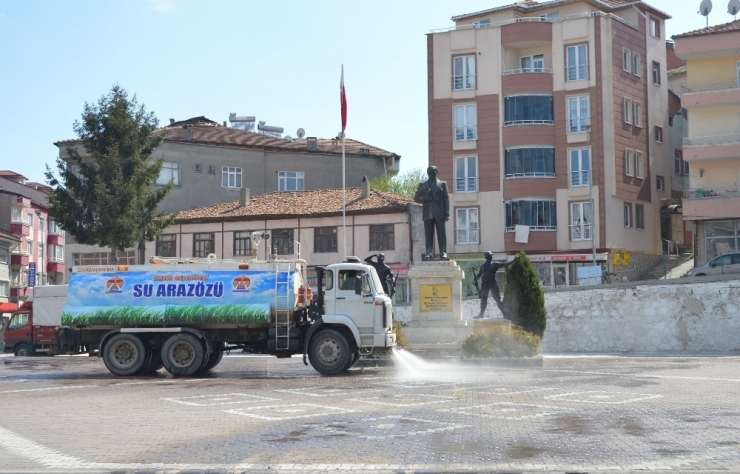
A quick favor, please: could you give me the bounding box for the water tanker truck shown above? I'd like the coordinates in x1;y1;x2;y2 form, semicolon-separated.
7;237;396;376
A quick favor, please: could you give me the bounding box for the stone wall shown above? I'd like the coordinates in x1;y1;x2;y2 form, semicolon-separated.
394;275;740;353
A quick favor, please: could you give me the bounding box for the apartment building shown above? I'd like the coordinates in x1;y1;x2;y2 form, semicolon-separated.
55;116;401;276
673;20;740;266
428;0;671;287
143;183;423;306
0;228;20;307
0;172;66;303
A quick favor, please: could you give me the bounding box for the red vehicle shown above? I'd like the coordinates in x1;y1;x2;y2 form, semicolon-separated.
3;285;66;356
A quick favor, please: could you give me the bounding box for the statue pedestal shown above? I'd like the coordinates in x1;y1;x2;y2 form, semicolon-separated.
402;260;473;352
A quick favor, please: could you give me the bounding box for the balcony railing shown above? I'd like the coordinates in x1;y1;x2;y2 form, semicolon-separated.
504;119;554;126
453;74;476;91
431;11;638;33
681;79;740;93
683;133;740;147
454;125;477;141
456;229;480;245
456;177;478;193
684;188;740;199
570;224;593;241
502;68;553;76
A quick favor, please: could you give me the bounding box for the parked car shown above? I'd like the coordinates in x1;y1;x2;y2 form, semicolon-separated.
687;252;740;277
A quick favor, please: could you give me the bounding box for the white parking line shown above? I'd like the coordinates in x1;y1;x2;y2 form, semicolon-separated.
224;403;356;421
0;385;94;395
544;390;663;404
162;393;279;406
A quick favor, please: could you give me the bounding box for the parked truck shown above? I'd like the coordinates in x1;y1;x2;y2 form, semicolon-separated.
3;285;65;357
4;235;396;376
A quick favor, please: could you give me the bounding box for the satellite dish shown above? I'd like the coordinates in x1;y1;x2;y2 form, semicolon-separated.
729;0;740;16
296;128;305;138
700;0;713;15
283;136;292;141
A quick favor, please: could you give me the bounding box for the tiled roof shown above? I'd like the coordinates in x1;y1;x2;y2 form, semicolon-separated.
672;19;740;39
0;170;28;180
0;228;21;242
452;0;668;21
56;116;400;159
666;44;687;71
174;187;418;223
668;89;682;118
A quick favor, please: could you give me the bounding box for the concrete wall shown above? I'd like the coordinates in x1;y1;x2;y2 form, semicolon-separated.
394;274;740;353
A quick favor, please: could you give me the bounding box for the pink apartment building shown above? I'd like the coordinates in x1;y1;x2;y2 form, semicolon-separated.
427;0;671;287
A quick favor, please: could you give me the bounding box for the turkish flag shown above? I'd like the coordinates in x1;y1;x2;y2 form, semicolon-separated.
340;67;347;134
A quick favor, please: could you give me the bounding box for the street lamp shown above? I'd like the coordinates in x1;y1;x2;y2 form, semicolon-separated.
586;124;596;270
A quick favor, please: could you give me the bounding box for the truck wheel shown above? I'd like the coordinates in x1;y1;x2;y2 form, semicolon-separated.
14;343;35;357
103;334;147;376
139;349;164;374
308;329;351;376
346;350;361;370
161;333;206;376
196;350;224;374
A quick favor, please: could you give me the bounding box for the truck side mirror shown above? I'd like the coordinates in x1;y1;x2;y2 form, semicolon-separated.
354;277;362;295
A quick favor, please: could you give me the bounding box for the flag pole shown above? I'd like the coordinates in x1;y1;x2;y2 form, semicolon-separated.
340;65;348;257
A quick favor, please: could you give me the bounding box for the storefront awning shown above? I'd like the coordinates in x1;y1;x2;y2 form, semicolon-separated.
0;302;18;313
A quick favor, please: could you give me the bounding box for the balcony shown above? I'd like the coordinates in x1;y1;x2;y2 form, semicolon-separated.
681;80;740;108
47;233;65;246
502;69;553;95
683;134;740;161
11;254;29;267
682;189;740;220
9;222;30;237
46;261;65;274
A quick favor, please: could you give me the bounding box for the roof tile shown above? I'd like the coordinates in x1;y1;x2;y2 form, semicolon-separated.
673;19;740;38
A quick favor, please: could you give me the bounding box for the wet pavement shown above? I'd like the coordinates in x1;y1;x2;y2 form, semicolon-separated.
0;352;739;473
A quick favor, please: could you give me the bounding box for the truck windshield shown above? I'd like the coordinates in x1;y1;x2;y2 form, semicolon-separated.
8;313;29;331
368;269;384;295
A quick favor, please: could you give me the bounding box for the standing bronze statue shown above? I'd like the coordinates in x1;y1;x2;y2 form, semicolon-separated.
474;251;518;319
414;166;449;260
364;253;393;295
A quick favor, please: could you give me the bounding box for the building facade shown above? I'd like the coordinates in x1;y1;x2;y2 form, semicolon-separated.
143;183;423;306
673;20;740;266
55;116;401;278
0;172;66;303
427;0;671;287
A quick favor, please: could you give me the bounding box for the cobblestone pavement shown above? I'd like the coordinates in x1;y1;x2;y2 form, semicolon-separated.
0;352;739;473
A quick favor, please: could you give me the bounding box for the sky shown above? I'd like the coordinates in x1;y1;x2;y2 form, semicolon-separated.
0;0;732;185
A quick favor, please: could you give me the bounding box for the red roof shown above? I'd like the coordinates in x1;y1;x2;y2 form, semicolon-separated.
452;0;669;21
673;19;740;39
174;187;418;223
0;228;21;242
0;170;28;181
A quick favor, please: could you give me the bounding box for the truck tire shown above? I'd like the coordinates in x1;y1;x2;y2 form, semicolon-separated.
346;350;361;370
139;349;164;374
103;334;147;376
14;343;35;357
196;350;224;374
161;333;206;376
308;329;351;376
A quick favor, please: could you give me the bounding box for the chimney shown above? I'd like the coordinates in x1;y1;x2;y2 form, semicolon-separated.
306;137;317;152
240;188;250;206
169;118;175;125
182;125;192;140
361;176;371;198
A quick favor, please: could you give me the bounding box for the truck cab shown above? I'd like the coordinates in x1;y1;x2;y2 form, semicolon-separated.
3;285;66;356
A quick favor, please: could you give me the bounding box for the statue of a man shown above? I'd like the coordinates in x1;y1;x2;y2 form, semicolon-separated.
474;252;518;319
414;166;449;260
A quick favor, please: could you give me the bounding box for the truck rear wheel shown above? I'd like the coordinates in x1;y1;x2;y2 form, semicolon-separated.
139;349;164;374
103;334;147;376
14;343;35;357
308;329;351;376
161;333;206;376
196;350;224;374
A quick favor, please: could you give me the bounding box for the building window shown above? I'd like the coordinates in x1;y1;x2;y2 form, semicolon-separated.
471;19;491;28
650;17;660;38
38;242;44;259
625;149;635;177
453;55;476;90
570;202;592;241
0;247;8;264
233;231;253;257
48;244;64;262
569;148;590;187
369;224;394;251
674;150;682;175
272;229;294;255
737;61;740;87
539;11;558;21
455;156;478;192
505;199;557;231
521;53;545;72
624;97;633;124
48;220;65;236
278;171;305;191
157;162;181;186
193;233;215;258
624;203;632;228
455;208;479;244
156;234;177;257
633;53;641;77
454;104;477;140
222;167;242;188
26;212;33;226
39;217;45;236
26;239;33;256
657;175;665;192
567;95;589;133
504;95;554;125
635;204;645;229
11;208;22;223
314;227;338;253
683;160;690;176
0;281;8;297
566;44;588;81
73;251;136;266
652;61;661;85
636;152;644;179
505;147;555;177
655;126;663;143
634;102;643;128
392;278;410;305
623;49;631;73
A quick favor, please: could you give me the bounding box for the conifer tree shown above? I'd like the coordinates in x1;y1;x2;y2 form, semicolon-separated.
45;86;175;262
502;252;547;337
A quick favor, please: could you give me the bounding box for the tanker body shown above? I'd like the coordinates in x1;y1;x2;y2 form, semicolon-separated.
54;254;395;376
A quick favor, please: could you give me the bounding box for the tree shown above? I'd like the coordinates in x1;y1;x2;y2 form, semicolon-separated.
45;85;175;262
370;167;427;199
501;252;547;337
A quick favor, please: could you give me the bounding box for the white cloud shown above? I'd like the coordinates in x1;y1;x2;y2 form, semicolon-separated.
148;0;174;11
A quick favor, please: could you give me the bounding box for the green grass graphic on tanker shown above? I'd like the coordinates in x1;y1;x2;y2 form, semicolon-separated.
61;304;270;326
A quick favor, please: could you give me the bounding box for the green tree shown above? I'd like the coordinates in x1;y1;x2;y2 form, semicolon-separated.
502;252;547;337
370;167;427;199
45;85;175;262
